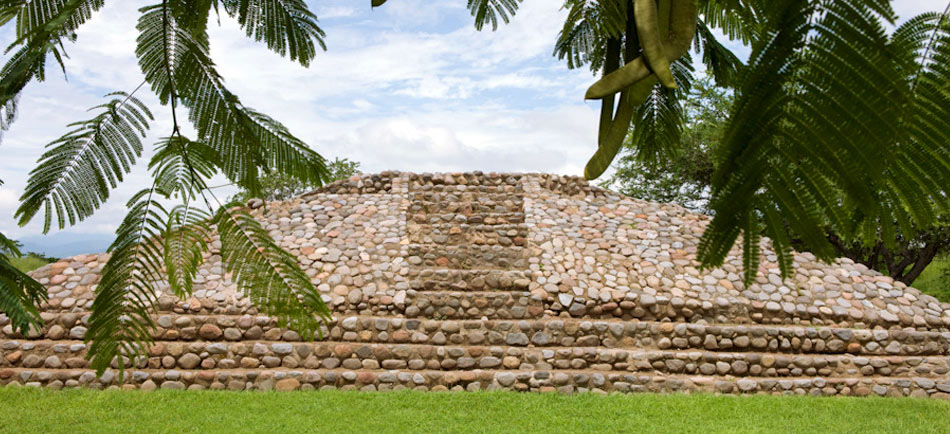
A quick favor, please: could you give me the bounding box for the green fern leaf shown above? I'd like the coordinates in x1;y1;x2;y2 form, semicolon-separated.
0;231;47;334
164;204;212;297
220;0;326;66
468;0;522;31
15;92;153;232
86;189;170;375
0;0;106;122
215;206;331;338
136;4;328;197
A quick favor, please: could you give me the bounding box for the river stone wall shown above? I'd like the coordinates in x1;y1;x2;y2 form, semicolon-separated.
2;172;949;398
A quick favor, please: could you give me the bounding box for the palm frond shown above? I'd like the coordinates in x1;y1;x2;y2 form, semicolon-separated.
468;0;521;31
15;92;153;232
220;0;326;66
215;206;331;337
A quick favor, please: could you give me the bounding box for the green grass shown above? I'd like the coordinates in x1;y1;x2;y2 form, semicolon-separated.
0;388;947;433
915;257;949;302
8;255;50;273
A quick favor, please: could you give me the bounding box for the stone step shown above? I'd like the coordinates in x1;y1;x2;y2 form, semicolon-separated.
411;212;525;225
407;269;532;291
8;314;949;356
407;223;527;246
538;290;947;331
408;200;523;215
395;291;543;319
1;367;946;397
408;172;524;187
4;340;948;379
410;184;523;194
408;245;527;269
407;191;523;203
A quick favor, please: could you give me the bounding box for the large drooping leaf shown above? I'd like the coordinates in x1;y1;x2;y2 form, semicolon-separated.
86;188;170;374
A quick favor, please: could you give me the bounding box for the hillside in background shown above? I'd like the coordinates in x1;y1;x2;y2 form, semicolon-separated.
18;232;114;258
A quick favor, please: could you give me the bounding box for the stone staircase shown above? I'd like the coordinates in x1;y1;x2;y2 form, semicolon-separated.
402;173;540;321
1;172;949;397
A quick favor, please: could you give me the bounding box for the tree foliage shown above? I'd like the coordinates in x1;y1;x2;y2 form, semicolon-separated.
1;0;949;374
610;76;950;287
554;0;950;285
0;0;530;375
232;157;362;203
607;76;728;213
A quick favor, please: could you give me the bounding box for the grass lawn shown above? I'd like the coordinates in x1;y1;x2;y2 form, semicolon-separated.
915;256;949;302
0;388;947;433
9;255;50;273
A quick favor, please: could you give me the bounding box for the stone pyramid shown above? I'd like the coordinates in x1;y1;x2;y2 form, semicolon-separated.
2;172;949;397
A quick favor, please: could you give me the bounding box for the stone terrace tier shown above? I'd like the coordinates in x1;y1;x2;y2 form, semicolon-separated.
3;172;949;398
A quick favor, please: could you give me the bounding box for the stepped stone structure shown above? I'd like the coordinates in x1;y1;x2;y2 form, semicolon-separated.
2;172;950;397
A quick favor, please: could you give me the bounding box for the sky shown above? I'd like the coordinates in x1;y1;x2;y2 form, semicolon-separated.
0;0;946;253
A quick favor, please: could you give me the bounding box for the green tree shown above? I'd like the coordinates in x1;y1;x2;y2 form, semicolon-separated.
232;157;361;203
609;78;950;287
1;0;949;374
0;0;528;374
556;0;950;284
606;76;728;213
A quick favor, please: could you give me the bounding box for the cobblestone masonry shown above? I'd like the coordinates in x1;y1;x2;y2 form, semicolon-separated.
2;172;949;397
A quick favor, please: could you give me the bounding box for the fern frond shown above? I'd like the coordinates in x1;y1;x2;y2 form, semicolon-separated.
554;0;630;72
149;136;219;200
215;206;331;337
701;0;950;283
0;2;24;27
627;56;693;165
467;0;521;31
136;3;328;197
13;0;103;39
697;0;758;43
0;0;105;116
740;207;761;284
695;20;744;87
164;204;211;297
220;0;326;66
0;231;47;333
86;188;170;375
698;0;812;273
15;92;153;232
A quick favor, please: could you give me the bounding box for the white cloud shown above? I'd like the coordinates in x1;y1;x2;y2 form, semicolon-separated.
0;0;945;243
